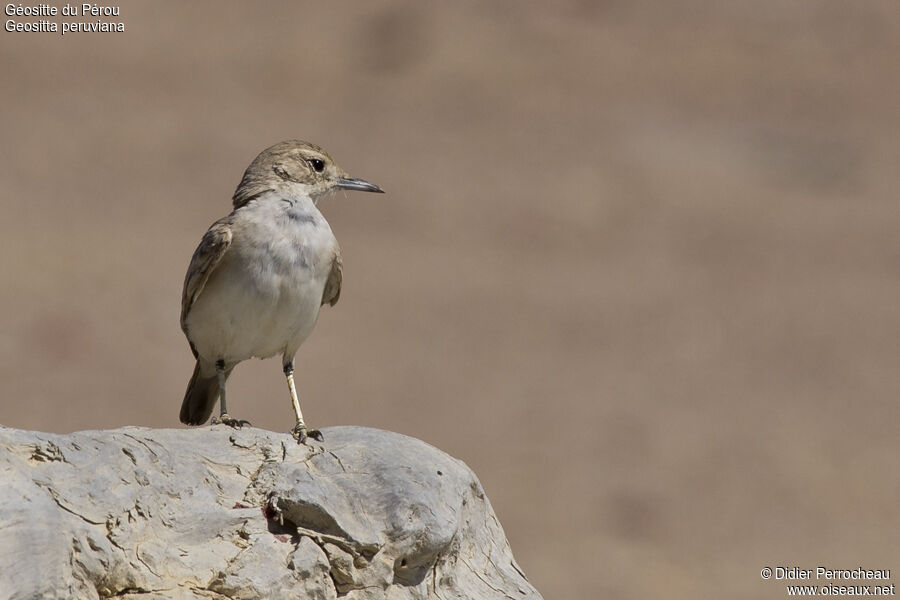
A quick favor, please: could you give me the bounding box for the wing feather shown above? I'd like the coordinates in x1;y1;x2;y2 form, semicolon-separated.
180;218;233;334
322;251;343;307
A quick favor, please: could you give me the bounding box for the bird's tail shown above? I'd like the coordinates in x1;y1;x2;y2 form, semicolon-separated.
180;361;230;425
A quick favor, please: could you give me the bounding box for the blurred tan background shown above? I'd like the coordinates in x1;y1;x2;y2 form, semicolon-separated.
2;1;899;597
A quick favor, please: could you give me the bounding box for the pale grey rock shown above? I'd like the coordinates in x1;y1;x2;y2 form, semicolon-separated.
0;425;541;600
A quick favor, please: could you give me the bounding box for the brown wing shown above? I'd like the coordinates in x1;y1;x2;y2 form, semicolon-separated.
322;251;343;307
180;217;233;334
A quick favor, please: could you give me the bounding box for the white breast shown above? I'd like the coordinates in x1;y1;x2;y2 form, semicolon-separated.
185;194;338;364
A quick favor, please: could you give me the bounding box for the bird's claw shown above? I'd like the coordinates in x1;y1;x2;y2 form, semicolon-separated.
212;414;252;428
291;424;324;444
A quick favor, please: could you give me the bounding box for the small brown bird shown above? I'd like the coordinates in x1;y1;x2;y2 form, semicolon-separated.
179;141;383;441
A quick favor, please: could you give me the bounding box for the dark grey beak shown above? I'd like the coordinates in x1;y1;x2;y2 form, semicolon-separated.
336;177;384;193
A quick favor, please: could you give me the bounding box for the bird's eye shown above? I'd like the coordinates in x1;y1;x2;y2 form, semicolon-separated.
309;159;325;173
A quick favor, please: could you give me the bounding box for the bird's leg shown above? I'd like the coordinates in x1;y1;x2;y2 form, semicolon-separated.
211;359;250;428
284;361;323;443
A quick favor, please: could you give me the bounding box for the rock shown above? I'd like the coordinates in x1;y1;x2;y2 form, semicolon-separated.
0;425;541;600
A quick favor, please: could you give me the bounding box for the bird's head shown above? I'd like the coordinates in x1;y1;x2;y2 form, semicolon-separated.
233;140;384;208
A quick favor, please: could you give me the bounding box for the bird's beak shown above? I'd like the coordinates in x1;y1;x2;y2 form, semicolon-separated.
336;177;385;193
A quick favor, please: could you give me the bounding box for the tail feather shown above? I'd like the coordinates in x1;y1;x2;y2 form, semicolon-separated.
180;361;227;425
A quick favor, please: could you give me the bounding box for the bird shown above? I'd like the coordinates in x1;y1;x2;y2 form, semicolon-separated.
179;140;384;442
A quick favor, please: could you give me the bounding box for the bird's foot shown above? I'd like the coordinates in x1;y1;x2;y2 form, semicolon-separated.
212;414;252;428
291;423;324;444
